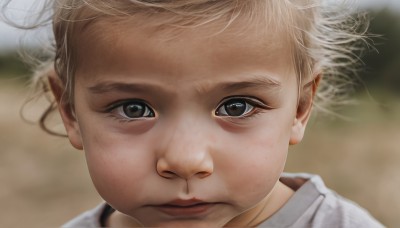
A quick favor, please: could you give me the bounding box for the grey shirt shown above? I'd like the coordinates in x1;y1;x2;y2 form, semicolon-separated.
258;173;384;228
63;173;384;228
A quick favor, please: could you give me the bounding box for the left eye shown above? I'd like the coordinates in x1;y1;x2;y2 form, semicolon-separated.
215;98;255;117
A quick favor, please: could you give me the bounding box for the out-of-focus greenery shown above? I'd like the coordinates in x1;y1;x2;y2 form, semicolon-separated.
0;52;30;78
359;9;400;98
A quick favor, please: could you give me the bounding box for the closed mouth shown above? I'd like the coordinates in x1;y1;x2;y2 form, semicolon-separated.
153;199;219;217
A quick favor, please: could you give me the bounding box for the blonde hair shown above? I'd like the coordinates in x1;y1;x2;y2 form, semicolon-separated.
3;0;368;135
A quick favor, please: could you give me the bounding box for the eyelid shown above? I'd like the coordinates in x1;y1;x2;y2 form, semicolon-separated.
213;96;275;121
104;99;156;120
105;99;151;112
216;96;273;110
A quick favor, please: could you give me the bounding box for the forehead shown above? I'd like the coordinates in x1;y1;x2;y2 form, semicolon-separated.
74;12;294;77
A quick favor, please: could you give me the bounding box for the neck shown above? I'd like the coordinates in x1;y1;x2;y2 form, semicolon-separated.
224;180;295;227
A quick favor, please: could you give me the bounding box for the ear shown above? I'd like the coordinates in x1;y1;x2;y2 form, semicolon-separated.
48;71;83;150
289;75;321;145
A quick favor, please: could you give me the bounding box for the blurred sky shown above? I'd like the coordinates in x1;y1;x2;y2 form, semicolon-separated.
0;0;400;51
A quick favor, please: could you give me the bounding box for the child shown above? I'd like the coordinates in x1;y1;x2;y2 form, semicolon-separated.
6;0;384;227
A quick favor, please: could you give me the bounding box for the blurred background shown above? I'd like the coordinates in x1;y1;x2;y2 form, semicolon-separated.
0;0;399;227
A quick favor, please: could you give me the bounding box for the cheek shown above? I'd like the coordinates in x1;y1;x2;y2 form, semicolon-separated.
79;121;156;206
215;123;291;207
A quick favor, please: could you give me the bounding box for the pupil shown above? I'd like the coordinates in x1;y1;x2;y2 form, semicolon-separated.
123;103;145;118
225;100;246;116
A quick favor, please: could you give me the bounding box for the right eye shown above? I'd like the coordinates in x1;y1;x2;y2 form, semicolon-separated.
110;100;155;120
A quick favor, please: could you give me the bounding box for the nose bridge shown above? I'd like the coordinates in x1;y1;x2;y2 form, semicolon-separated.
156;115;214;179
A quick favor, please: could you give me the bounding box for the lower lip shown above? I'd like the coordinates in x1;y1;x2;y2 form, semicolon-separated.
155;203;217;217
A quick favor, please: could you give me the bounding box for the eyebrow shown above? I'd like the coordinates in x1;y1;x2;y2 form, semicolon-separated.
88;75;281;95
88;82;158;94
219;75;281;92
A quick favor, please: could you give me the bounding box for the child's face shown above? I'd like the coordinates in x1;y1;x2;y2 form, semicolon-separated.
58;17;312;227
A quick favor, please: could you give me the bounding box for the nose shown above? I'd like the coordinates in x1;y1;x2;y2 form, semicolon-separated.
156;125;214;180
157;151;214;179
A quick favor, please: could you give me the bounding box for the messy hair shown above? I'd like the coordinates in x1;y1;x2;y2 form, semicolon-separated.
2;0;367;135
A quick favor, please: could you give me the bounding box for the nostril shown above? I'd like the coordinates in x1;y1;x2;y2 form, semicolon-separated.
160;170;177;179
157;159;176;178
197;171;212;178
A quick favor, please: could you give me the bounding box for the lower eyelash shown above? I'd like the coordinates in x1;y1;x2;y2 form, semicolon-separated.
106;114;139;123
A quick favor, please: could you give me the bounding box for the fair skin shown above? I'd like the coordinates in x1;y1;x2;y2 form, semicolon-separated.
50;15;318;227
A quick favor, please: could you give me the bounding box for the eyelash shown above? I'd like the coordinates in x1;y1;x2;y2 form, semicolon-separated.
215;96;273;119
105;96;272;122
105;99;155;122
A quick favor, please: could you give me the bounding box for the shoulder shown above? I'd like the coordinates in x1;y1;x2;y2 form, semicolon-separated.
316;190;384;228
62;203;107;228
259;173;385;228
